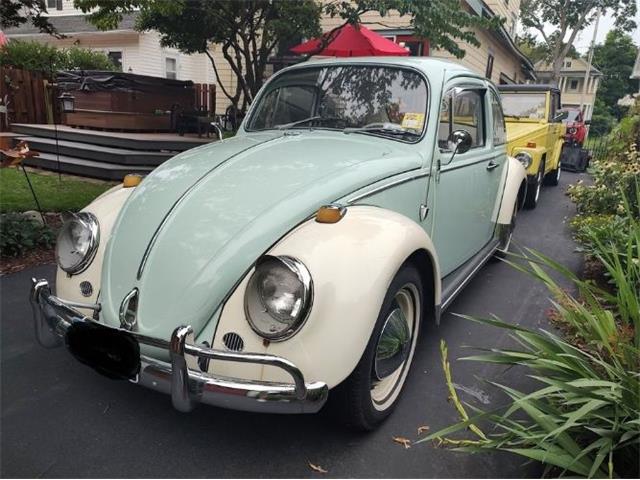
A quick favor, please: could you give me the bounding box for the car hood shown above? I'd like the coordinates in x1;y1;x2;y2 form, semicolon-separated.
505;122;548;148
100;131;422;341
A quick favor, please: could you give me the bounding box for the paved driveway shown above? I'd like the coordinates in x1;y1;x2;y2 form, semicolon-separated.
1;172;586;478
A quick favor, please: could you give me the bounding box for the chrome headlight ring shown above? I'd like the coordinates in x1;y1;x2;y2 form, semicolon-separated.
55;212;100;275
244;255;313;341
514;151;533;169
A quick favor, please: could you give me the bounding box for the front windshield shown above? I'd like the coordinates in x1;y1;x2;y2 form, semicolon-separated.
501;93;547;120
246;65;428;141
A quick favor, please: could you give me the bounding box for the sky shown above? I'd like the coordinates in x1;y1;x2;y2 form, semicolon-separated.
530;6;640;54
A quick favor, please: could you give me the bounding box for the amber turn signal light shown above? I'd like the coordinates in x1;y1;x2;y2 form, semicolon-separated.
526;142;536;148
123;174;143;188
316;204;346;224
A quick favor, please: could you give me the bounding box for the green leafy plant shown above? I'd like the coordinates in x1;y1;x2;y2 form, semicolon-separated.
419;248;639;477
0;40;117;73
0;213;56;258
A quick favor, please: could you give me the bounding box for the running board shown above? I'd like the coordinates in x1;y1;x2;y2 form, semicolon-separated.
440;239;499;312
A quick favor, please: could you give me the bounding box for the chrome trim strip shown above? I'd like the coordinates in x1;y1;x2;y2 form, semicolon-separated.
346;171;430;204
29;278;328;414
441;239;499;311
136;136;284;280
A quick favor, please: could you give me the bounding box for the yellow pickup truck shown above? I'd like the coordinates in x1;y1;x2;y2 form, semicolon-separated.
498;85;566;209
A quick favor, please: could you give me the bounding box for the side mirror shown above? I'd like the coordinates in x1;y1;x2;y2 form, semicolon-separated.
553;112;568;122
447;130;473;155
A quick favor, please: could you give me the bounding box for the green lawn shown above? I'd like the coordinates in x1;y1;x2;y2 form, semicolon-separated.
0;168;115;213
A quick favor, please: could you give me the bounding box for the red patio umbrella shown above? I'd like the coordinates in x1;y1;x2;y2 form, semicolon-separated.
291;23;409;57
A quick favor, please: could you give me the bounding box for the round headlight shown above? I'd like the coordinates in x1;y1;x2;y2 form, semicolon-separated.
514;151;533;169
55;212;99;274
244;255;313;341
568;127;577;134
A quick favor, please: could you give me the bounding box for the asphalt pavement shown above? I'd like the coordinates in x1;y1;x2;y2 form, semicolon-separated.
1;171;588;478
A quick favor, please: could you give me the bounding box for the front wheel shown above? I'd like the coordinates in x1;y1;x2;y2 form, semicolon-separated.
523;161;544;209
330;263;423;430
544;162;561;186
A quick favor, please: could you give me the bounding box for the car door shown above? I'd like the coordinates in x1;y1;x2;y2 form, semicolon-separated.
430;80;503;276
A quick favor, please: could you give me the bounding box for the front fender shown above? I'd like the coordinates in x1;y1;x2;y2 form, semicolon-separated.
208;206;441;388
55;185;133;312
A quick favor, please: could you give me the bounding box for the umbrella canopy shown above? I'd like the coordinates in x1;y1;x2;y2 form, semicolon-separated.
291;23;409;57
0;31;8;47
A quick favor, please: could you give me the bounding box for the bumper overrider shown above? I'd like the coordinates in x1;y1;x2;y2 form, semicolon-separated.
30;278;328;414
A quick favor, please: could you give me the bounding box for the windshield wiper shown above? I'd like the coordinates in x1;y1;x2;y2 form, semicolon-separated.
343;122;420;138
277;115;345;130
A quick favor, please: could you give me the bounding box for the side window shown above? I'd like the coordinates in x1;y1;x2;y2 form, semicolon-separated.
490;91;506;145
438;89;486;151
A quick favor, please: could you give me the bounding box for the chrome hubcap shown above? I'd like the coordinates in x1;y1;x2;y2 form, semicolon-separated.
534;172;542;202
370;284;418;408
374;307;411;380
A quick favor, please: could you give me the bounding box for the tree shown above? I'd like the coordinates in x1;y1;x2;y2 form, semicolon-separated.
516;31;579;64
520;0;637;84
592;29;638;120
75;0;502;112
1;0;59;37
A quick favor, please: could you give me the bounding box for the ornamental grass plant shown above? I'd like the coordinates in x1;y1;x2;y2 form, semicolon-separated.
420;241;639;477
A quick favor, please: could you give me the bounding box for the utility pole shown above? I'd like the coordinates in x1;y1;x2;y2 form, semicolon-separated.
580;8;602;119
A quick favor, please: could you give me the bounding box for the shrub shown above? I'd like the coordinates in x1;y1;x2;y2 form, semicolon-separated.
421;248;639;478
0;213;56;258
0;40;117;74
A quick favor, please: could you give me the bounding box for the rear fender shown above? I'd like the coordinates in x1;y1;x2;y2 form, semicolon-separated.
498;156;527;224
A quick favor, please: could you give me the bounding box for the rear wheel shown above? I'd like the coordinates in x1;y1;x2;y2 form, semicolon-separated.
331;263;423;430
495;198;518;258
523;161;544;209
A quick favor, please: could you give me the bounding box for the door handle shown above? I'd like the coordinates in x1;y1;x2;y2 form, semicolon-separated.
486;160;499;171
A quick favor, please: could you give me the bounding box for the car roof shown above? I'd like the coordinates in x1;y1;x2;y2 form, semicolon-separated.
497;84;560;94
283;56;478;82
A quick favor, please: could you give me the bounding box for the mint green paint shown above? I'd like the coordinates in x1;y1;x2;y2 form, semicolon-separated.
99;57;507;346
101;130;422;340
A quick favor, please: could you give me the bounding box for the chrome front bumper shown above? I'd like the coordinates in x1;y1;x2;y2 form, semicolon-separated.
30;278;328;414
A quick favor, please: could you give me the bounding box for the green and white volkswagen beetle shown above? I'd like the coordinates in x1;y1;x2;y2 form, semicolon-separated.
31;57;526;430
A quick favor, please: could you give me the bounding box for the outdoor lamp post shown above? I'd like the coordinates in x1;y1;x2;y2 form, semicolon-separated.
58;92;75;114
54;92;75;180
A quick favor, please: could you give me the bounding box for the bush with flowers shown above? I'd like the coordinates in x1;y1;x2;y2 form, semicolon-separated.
567;99;640;276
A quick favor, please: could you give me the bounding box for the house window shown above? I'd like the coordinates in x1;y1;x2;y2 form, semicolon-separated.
396;36;428;57
485;54;494;79
107;51;123;71
165;57;177;80
47;0;63;10
564;60;572;68
569;79;579;90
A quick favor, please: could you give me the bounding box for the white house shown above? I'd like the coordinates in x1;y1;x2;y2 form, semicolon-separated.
4;0;536;115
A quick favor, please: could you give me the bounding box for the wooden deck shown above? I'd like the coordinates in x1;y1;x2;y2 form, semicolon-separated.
10;123;217;180
11;124;214;151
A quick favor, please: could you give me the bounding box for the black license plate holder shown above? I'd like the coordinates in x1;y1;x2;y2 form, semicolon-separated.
65;322;141;380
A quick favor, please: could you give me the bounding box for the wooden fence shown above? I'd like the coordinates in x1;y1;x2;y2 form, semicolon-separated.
0;67;51;131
